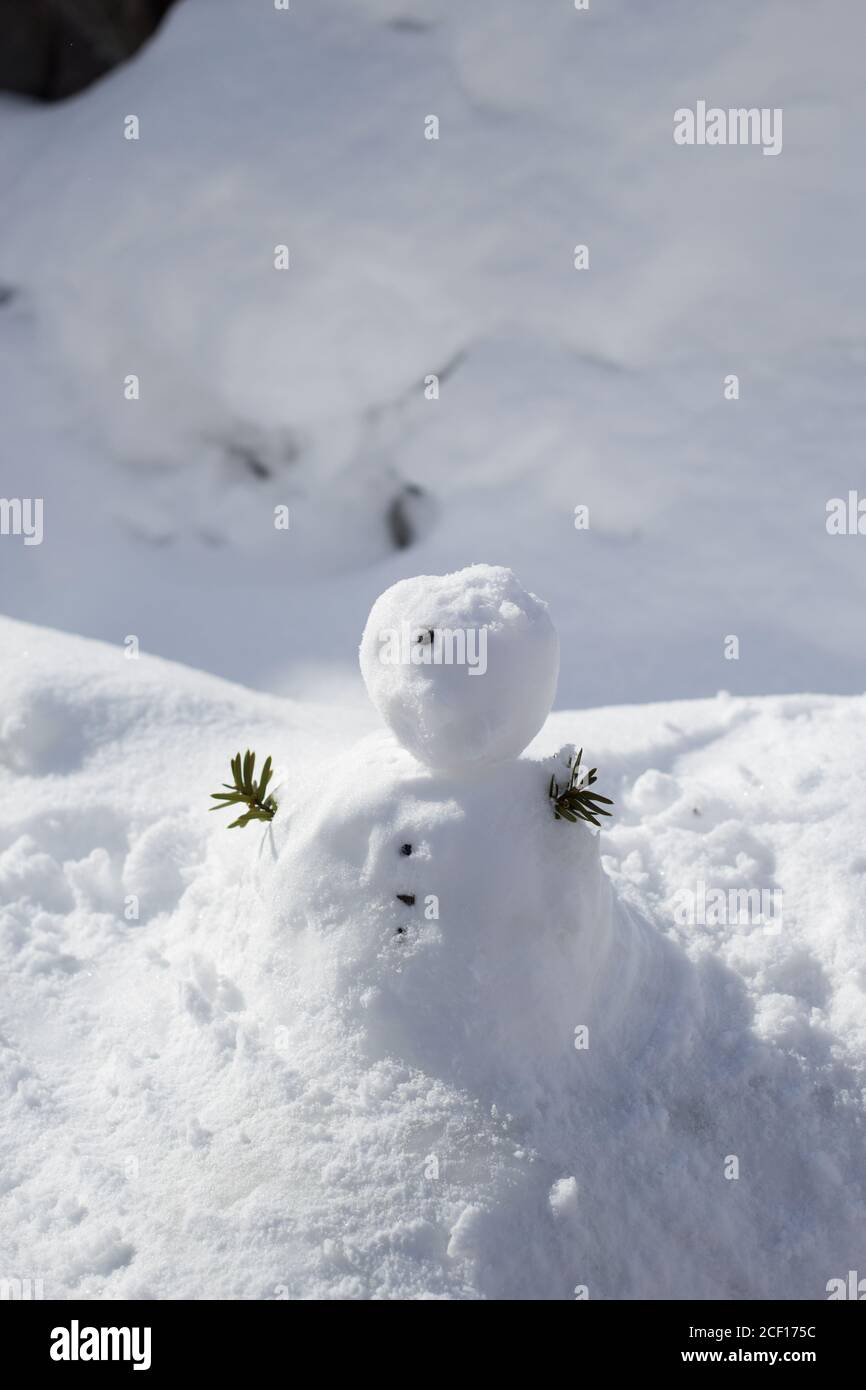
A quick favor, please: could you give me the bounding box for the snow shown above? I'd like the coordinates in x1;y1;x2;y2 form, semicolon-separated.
1;0;866;705
359;565;559;768
1;0;865;1302
1;613;864;1299
253;726;622;1100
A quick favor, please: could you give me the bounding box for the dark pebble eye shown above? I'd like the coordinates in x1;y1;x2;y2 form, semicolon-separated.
400;843;412;856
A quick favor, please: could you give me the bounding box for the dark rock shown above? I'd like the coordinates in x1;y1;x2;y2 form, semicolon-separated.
0;0;181;103
386;482;429;550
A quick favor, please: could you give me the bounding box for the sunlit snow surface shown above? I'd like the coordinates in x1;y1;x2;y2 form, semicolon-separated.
1;617;863;1299
1;0;865;704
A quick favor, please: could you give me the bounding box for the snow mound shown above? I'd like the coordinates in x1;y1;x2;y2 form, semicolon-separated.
1;615;865;1299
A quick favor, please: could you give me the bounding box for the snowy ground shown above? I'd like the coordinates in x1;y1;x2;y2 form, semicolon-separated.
2;615;864;1299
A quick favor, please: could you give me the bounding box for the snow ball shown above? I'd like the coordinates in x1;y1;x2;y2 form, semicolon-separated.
549;1175;580;1220
446;1203;486;1261
627;769;681;815
359;565;559;770
122;817;200;917
0;836;72;914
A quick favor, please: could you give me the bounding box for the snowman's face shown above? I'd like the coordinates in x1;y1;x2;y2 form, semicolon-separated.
359;565;559;771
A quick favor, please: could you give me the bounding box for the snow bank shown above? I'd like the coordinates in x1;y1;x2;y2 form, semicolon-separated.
1;614;864;1299
2;0;866;703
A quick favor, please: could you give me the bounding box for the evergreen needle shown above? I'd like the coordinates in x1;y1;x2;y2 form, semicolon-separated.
549;747;614;829
209;749;278;828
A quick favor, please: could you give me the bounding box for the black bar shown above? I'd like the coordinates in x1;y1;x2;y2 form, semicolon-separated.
5;1298;862;1374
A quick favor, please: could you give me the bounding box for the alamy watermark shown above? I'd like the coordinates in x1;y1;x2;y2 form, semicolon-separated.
50;1322;151;1370
672;881;782;935
0;1275;44;1300
827;1270;866;1300
674;102;782;157
0;497;43;545
378;624;487;675
826;492;866;534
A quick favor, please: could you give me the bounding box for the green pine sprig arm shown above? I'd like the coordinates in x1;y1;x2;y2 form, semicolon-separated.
209;750;278;828
549;747;613;827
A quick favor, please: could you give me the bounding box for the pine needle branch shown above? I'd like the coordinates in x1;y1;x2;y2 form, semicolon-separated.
209;749;278;829
549;747;613;828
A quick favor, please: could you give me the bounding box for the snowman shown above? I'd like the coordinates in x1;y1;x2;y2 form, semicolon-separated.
258;565;644;1099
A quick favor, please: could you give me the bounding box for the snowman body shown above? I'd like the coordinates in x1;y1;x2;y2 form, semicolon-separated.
263;728;632;1092
257;567;641;1096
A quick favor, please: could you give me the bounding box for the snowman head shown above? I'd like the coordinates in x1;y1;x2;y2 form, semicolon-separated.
359;564;559;771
